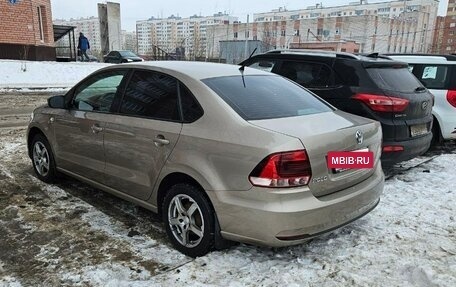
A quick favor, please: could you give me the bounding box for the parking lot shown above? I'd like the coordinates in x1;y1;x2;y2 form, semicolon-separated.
0;93;455;286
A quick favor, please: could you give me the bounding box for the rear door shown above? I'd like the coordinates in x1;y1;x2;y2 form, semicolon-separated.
103;69;182;200
365;65;433;141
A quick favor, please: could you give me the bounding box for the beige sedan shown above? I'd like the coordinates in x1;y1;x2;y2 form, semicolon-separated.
27;61;384;257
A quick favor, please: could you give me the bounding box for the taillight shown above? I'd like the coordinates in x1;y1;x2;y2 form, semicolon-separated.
382;145;404;152
249;150;312;188
447;90;456;108
353;93;409;112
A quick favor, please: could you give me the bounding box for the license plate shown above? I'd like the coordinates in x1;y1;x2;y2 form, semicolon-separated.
327;148;374;172
410;124;428;137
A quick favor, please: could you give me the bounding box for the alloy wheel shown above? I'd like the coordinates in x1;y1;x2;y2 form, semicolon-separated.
33;141;50;177
167;194;205;248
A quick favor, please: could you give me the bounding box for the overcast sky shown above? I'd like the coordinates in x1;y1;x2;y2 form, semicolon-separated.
51;0;449;32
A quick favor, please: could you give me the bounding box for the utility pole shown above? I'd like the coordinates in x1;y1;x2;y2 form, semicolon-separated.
244;14;249;59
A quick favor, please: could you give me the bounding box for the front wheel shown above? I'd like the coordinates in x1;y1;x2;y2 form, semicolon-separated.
31;134;57;183
163;184;215;257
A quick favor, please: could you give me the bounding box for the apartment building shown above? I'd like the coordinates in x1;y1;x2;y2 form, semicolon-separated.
0;0;55;60
432;0;456;53
122;30;137;52
136;12;238;58
54;17;102;53
208;0;438;58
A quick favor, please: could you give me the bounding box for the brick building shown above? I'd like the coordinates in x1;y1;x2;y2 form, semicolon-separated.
0;0;55;61
432;0;456;53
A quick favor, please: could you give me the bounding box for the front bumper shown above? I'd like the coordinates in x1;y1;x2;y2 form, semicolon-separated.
208;165;384;247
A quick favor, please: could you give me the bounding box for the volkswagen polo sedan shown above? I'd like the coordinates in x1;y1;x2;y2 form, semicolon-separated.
27;62;384;257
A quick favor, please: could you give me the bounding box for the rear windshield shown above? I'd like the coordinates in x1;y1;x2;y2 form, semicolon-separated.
202;75;333;120
367;67;424;93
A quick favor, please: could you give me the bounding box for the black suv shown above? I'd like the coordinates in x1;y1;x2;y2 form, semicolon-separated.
240;50;433;165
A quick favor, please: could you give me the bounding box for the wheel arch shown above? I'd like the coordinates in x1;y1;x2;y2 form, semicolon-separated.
156;172;212;216
27;127;47;158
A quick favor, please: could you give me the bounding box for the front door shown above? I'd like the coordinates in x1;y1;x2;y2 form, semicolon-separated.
53;70;128;183
104;70;182;200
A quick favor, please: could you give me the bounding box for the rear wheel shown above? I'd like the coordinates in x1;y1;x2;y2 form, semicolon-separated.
163;184;215;257
31;134;57;183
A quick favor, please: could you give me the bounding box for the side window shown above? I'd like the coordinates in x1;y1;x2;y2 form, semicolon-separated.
179;84;204;122
72;70;126;112
247;59;278;72
417;65;448;89
120;70;180;121
278;61;332;88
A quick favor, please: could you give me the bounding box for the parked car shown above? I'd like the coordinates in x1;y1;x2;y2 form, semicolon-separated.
103;50;144;63
27;62;384;257
240;50;434;165
386;54;456;144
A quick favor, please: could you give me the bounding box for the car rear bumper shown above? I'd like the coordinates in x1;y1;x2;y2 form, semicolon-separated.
381;132;432;165
208;164;384;247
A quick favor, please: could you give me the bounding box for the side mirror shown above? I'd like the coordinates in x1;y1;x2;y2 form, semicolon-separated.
48;95;66;109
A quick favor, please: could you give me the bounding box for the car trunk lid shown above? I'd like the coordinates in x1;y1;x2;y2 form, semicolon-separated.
249;110;382;197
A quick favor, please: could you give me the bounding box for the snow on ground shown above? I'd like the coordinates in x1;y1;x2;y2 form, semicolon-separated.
0;124;455;286
0;60;110;90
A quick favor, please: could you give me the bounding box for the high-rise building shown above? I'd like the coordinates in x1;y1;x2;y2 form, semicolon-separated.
54;17;102;53
136;12;238;59
122;30;137;52
208;0;439;60
432;0;456;53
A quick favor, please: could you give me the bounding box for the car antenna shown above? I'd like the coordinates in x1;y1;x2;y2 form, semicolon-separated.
239;47;257;72
239;48;257;87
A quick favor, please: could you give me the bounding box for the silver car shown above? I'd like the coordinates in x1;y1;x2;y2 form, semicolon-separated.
27;61;384;257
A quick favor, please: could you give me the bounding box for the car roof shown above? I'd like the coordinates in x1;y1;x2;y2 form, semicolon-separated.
102;61;270;80
386;55;456;65
259;49;401;64
385;53;456;61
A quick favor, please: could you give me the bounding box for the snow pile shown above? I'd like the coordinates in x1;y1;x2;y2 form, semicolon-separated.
0;60;110;90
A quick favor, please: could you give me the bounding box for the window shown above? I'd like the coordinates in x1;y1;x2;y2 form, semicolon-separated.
367;67;423;93
72;70;127;112
234;32;238;38
415;65;449;89
278;61;333;88
202;75;332;120
37;6;45;41
180;84;204;122
120;71;179;121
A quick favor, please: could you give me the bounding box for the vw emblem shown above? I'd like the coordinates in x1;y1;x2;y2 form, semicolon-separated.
421;101;428;111
355;130;364;145
8;0;19;4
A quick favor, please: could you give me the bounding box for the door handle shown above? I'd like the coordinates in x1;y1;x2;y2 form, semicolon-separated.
91;124;104;134
154;135;170;146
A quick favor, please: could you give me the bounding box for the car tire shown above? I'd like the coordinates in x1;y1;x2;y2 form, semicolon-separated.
163;183;215;257
31;133;57;183
431;117;443;146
